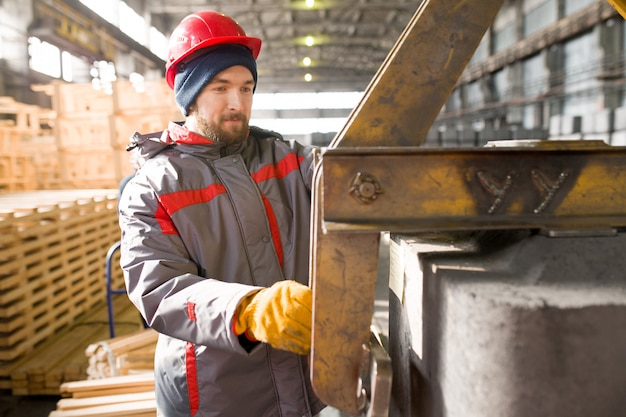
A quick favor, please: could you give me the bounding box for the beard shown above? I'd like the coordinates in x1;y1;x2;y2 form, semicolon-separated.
192;111;250;146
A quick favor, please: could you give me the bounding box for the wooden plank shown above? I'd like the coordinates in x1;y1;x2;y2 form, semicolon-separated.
56;391;155;410
70;385;154;399
0;190;116;210
60;373;154;396
48;399;156;417
85;329;157;379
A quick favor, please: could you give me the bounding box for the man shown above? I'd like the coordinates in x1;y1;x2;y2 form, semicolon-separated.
118;11;325;417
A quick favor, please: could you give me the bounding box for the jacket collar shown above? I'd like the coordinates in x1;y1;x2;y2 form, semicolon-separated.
167;121;215;145
128;121;256;163
166;121;250;157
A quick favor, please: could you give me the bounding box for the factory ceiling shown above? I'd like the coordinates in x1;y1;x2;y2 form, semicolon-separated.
144;0;422;93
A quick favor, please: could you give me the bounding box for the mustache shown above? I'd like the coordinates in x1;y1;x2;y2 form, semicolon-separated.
221;113;247;122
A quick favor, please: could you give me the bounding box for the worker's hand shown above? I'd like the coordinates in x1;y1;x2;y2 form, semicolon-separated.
234;280;312;355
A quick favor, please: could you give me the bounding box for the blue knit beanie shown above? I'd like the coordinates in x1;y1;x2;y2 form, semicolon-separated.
174;45;258;116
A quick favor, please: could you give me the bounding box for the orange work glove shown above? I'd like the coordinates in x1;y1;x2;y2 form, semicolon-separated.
234;280;312;355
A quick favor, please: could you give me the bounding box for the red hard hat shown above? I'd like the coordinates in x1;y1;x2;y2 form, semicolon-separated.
165;11;262;89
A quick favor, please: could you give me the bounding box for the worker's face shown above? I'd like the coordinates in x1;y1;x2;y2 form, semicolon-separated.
187;65;255;145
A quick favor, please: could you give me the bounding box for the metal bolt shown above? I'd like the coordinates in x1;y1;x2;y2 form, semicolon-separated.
359;182;376;199
350;172;383;204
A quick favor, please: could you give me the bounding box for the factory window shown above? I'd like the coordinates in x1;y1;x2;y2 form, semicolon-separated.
564;0;597;15
466;81;485;109
522;54;548;129
524;0;557;37
444;88;461;113
80;0;119;25
91;60;117;94
493;24;516;53
492;4;517;53
28;37;86;82
61;51;92;83
150;27;168;61
563;31;599;115
119;2;147;46
80;0;166;61
129;72;145;93
470;31;490;66
28;37;61;79
61;52;73;82
523;53;548;99
493;68;509;102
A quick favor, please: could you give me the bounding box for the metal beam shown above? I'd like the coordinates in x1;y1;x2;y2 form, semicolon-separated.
330;0;505;148
321;141;626;233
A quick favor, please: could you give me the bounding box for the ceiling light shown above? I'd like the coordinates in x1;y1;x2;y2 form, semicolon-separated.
304;73;313;82
302;57;312;66
306;0;315;8
305;36;315;47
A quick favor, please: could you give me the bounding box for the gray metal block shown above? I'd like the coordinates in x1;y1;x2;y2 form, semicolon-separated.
389;231;626;417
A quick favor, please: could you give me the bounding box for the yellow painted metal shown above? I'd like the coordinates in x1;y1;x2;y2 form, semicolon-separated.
320;142;626;232
607;0;626;18
309;161;381;414
330;0;505;148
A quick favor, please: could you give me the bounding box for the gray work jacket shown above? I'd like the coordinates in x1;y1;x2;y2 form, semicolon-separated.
118;122;325;417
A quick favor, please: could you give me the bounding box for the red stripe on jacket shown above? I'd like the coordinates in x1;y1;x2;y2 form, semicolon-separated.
250;152;304;183
155;184;227;234
251;152;304;268
185;302;199;415
261;194;284;267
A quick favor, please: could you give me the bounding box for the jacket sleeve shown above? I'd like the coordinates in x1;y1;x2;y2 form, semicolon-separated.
289;139;317;191
118;171;260;354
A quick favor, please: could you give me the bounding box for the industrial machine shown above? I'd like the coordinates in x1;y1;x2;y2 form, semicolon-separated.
309;0;626;416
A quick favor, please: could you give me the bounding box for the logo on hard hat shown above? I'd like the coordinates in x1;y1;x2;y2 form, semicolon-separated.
173;32;189;44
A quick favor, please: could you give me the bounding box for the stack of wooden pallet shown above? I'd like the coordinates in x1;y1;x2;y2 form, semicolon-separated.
0;190;128;394
49;373;156;417
0;96;55;191
1;80;181;193
31;80;181;190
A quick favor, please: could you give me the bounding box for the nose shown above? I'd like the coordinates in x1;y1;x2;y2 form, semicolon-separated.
227;90;244;111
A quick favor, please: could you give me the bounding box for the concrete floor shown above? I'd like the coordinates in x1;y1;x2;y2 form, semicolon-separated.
0;234;390;417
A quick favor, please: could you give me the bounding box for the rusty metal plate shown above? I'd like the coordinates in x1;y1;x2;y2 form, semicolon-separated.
321;145;626;232
330;0;505;148
310;161;381;414
310;229;380;415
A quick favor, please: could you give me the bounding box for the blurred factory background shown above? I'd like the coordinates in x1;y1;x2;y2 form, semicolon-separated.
0;0;625;153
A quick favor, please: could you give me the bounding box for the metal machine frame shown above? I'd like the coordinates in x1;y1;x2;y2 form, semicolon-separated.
308;0;626;415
